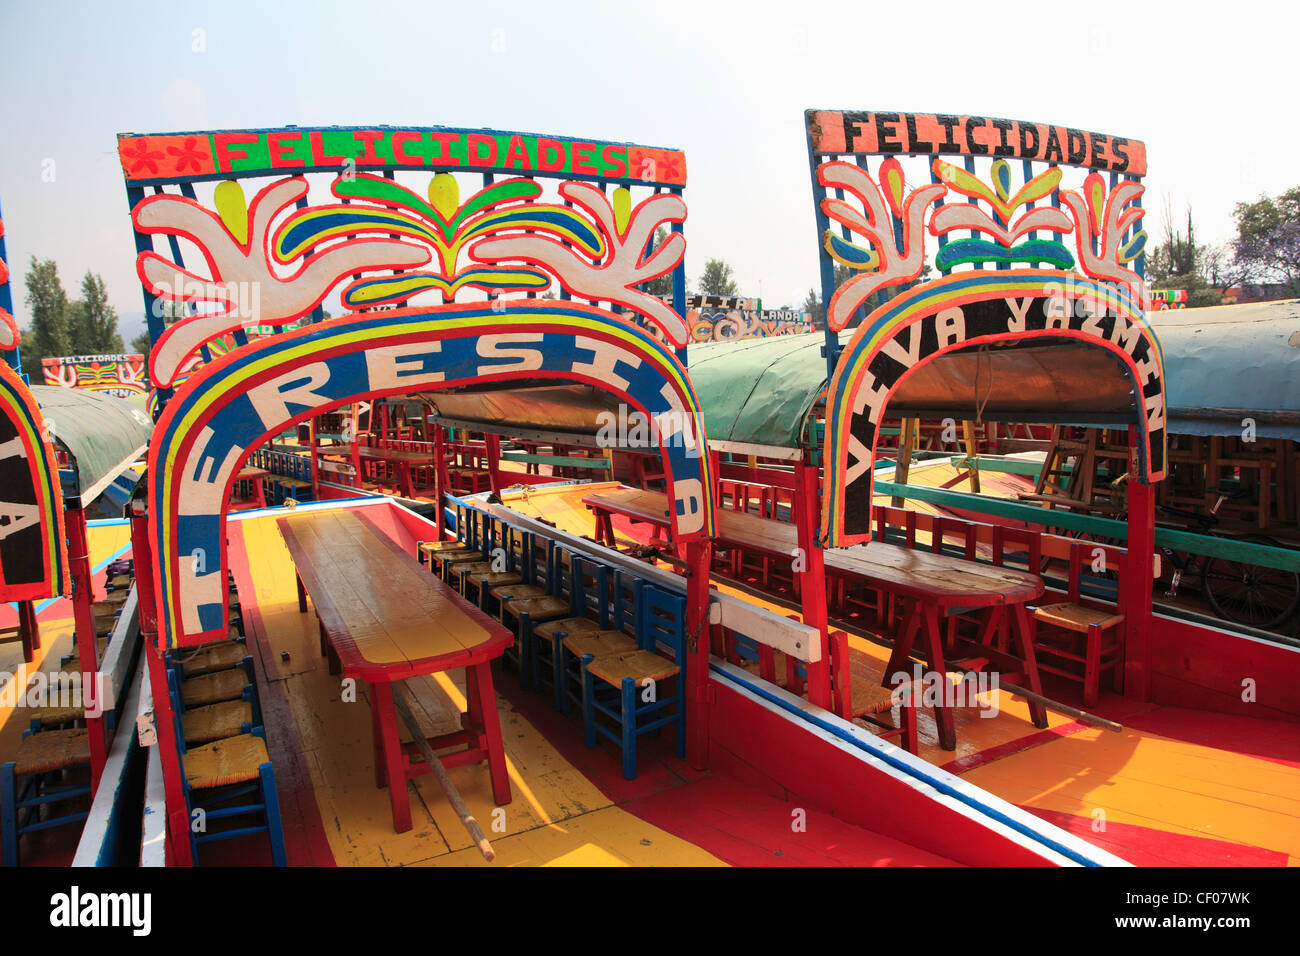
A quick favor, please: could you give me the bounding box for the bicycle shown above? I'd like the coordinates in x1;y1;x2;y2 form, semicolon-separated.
1156;488;1300;631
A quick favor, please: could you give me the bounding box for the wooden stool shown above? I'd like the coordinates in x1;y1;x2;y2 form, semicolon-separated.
1031;603;1124;707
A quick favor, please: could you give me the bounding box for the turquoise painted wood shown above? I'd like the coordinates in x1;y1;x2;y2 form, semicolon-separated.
872;479;1300;573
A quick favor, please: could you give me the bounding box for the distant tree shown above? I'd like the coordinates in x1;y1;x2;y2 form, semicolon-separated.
22;257;70;379
697;258;739;297
130;330;151;355
68;271;123;354
1232;186;1300;296
801;288;822;330
1144;202;1228;307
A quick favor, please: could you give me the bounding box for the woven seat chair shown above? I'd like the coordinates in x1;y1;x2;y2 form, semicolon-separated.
174;642;249;678
496;537;567;689
562;629;639;662
528;557;610;709
2;728;93;866
164;678;285;866
828;632;919;754
181;700;256;746
178;657;258;712
555;569;645;715
577;584;688;780
1031;541;1126;706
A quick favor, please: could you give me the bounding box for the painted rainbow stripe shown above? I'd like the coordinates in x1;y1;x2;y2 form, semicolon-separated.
822;270;1164;546
148;302;715;647
0;361;68;601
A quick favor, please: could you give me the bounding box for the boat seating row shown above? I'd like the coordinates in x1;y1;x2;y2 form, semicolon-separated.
252;449;314;504
420;504;687;779
1;563;136;866
161;577;286;866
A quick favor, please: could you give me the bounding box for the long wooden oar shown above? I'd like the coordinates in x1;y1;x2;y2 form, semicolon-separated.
393;684;496;862
947;664;1123;732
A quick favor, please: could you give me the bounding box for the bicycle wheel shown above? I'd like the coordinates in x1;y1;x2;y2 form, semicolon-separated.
1201;535;1300;631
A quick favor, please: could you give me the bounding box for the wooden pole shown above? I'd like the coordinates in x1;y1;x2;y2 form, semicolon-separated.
946;663;1123;733
392;684;496;862
795;462;832;710
683;537;713;771
1122;426;1156;702
130;503;191;866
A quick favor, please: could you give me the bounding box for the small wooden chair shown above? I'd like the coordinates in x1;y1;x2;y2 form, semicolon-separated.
830;631;918;753
165;677;285;866
533;557;610;709
578;585;686;779
1;727;93;866
1031;542;1125;706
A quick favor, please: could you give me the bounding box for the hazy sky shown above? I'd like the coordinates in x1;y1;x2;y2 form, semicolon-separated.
1;0;1293;334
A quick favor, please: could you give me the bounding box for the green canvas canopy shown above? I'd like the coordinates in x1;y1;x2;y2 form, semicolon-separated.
31;386;152;501
687;333;833;452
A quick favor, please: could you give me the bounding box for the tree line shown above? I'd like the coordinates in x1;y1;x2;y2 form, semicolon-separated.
20;258;127;381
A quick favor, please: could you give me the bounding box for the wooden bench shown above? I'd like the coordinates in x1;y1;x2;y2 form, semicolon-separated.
277;508;513;832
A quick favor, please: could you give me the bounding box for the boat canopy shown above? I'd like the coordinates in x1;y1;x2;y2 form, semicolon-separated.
32;385;152;502
1155;300;1300;441
422;321;1163;454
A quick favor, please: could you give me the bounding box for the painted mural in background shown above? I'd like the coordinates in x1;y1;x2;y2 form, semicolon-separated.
42;353;147;398
659;295;813;343
1150;289;1187;310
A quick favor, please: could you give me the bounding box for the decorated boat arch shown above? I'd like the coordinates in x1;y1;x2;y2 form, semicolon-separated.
804;110;1167;547
118;124;710;651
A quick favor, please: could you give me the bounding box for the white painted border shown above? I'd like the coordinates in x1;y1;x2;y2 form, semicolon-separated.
98;587;138;712
140;745;166;867
72;661;146;867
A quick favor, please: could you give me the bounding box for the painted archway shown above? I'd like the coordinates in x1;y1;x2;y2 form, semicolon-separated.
822;269;1166;547
149;301;715;648
0;360;68;600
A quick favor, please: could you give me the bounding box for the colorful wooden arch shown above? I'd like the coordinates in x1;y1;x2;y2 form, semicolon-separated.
821;270;1167;546
0;360;68;601
148;302;715;648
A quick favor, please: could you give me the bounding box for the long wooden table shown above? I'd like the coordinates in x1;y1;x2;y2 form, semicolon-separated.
277;508;512;831
584;488;1049;749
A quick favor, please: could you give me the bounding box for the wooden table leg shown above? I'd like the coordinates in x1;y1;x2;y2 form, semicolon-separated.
296;574;308;613
1010;604;1050;729
371;686;387;789
252;477;267;510
921;603;957;751
471;662;512;806
370;682;413;832
884;598;922;679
